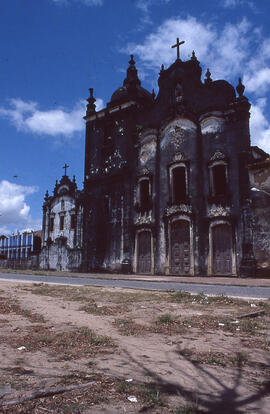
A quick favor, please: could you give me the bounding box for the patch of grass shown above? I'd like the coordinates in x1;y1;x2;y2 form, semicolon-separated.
231;351;248;367
79;303;126;316
113;318;147;336
177;348;250;368
171;291;242;307
28;284;163;306
174;404;198;414
177;348;193;358
0;296;46;323
139;385;164;406
171;291;192;303
116;380;165;406
9;325;116;359
157;313;176;324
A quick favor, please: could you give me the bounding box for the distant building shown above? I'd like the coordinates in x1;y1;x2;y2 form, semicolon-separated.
39;171;83;271
0;230;41;261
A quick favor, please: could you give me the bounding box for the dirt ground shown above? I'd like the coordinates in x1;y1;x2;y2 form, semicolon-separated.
0;281;269;414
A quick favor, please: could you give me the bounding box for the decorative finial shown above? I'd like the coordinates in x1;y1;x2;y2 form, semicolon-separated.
171;38;185;60
205;68;212;85
152;88;156;99
55;179;58;185
191;50;198;61
160;64;164;74
73;175;76;183
129;54;135;66
236;77;245;97
124;54;140;87
86;87;96;115
44;190;49;201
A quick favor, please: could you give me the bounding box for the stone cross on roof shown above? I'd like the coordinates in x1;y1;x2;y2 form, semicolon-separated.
63;163;69;176
171;38;185;60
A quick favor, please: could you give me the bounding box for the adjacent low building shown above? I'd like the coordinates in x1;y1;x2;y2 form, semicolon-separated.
39;173;83;271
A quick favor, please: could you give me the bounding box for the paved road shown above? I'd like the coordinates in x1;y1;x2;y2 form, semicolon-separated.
0;272;270;299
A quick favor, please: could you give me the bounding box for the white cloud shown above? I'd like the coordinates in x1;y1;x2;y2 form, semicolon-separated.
0;98;104;138
222;0;255;9
127;16;270;154
51;0;103;6
127;16;254;80
135;0;171;26
244;68;270;94
250;99;270;154
0;180;40;234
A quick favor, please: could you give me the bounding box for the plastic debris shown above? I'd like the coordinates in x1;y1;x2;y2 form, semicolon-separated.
125;378;133;382
218;323;225;326
250;304;257;308
17;346;26;351
231;320;239;324
128;395;137;402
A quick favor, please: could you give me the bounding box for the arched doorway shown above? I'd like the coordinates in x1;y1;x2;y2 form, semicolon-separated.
137;231;152;274
211;223;233;275
170;220;190;275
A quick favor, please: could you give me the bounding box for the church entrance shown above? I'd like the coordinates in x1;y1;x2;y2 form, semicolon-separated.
137;231;152;274
212;223;232;275
170;220;190;275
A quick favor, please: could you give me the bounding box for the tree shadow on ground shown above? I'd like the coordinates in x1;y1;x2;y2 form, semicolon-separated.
125;350;270;413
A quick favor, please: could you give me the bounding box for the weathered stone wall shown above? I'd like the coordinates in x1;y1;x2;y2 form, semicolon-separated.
49;196;76;248
249;163;270;276
39;243;82;271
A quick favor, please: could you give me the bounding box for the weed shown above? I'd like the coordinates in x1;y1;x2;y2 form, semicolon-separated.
86;360;97;367
14;358;25;365
177;348;193;358
157;313;176;324
174;404;198;413
139;385;164;405
171;291;191;303
0;296;46;323
231;351;248;367
114;318;146;336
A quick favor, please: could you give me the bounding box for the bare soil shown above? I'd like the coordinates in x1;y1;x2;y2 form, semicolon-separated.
0;282;269;413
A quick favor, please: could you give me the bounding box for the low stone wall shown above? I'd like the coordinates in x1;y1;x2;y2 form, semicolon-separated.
0;256;39;270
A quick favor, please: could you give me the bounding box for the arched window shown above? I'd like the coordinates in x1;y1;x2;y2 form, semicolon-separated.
171;166;187;204
210;162;228;197
59;215;65;231
139;179;150;209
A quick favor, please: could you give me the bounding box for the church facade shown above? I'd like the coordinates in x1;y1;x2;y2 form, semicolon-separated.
82;43;259;277
40;41;270;276
39;172;83;271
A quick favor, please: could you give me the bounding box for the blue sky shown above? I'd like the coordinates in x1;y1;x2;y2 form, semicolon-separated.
1;0;270;234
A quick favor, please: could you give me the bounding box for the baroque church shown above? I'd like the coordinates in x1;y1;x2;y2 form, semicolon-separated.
40;40;270;277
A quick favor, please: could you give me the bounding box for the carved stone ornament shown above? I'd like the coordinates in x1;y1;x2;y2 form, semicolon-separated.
209;206;230;217
165;204;192;216
89;149;127;176
210;150;226;162
169;126;185;149
138;167;150;177
173;152;186;162
134;213;153;225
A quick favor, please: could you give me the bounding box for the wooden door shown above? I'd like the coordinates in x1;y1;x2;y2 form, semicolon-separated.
170;220;190;275
212;224;232;275
137;231;152;274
